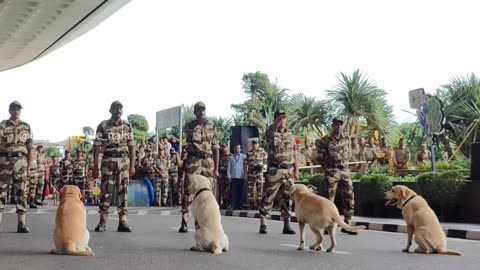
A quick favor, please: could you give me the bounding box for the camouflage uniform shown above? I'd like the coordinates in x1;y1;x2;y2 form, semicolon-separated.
59;156;73;189
393;146;410;170
155;155;170;206
142;155;156;185
218;151;231;208
349;142;365;173
246;146;267;209
50;160;61;188
415;149;431;166
72;158;87;192
35;149;47;204
179;116;219;232
27;148;38;206
94;118;134;221
318;133;355;224
259;125;296;222
0;111;34;232
168;151;180;206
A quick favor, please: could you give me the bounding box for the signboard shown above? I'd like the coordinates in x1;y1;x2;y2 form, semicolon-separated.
409;88;426;109
416;94;445;139
156;106;182;130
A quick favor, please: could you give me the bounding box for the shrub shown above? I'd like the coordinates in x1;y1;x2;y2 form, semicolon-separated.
358;174;394;203
416;171;466;206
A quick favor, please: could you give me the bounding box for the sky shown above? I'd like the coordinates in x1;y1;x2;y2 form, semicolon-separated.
1;0;479;142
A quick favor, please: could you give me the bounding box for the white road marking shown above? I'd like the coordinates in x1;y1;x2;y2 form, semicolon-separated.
137;210;147;215
280;243;351;254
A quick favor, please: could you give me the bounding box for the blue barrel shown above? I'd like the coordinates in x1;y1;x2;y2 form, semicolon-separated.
112;179;155;207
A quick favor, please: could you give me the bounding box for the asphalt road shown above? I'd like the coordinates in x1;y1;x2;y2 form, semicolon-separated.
1;209;479;270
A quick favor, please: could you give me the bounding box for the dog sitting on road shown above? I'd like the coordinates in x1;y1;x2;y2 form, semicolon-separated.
189;175;229;255
51;185;95;256
384;185;462;256
290;184;365;252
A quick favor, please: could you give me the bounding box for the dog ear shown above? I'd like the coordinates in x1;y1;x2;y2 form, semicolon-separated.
78;187;83;201
400;186;408;200
59;186;66;200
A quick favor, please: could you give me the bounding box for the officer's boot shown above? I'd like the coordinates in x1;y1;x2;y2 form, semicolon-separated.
94;213;107;232
282;218;296;235
259;216;267;234
178;215;188;233
118;214;132;232
29;196;37;209
17;213;30;233
341;218;358;235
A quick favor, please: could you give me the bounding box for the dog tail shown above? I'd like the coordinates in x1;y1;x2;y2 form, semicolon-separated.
439;250;463;256
332;214;366;232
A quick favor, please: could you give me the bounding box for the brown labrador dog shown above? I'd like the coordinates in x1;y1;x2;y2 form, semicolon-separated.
384;185;462;256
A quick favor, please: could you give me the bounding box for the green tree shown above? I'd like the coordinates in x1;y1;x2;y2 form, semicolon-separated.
127;114;149;143
289;93;332;138
436;73;480;158
47;147;61;157
209;116;233;144
327;69;395;138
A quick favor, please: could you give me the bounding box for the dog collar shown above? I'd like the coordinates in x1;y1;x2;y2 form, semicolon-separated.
402;195;417;207
195;188;210;199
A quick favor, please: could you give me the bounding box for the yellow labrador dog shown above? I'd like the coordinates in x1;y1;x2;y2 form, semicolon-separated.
189;175;229;255
384;185;462;256
290;184;365;252
51;185;94;256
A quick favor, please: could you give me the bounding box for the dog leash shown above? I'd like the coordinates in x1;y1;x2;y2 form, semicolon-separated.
402;195;417;207
194;188;210;200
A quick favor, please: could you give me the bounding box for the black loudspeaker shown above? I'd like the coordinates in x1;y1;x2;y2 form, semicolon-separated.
472;143;480;181
229;126;260;154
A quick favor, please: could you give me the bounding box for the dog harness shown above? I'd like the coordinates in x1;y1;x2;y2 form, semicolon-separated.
194;188;210;199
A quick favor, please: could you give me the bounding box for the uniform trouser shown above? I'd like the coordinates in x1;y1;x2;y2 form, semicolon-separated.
155;176;169;206
35;171;45;202
73;176;85;191
181;156;214;219
27;170;38;203
259;167;294;219
0;156;28;219
325;168;355;223
59;174;71;190
217;174;230;205
247;169;263;208
98;156;130;217
169;172;179;205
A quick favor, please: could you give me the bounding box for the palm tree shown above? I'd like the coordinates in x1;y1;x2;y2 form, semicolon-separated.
436;73;480;158
208;116;233;144
327;69;395;138
288;93;332;137
259;80;290;127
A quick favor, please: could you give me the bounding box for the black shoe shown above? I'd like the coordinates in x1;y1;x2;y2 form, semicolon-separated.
35;201;47;205
341;228;358;235
17;222;30;233
178;219;188;233
259;224;267;234
29;203;37;209
283;224;296;235
94;223;106;232
118;222;132;232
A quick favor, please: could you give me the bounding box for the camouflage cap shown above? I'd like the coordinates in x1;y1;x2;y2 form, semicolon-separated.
9;101;22;110
332;116;345;124
274;110;287;119
194;101;206;112
110;100;123;109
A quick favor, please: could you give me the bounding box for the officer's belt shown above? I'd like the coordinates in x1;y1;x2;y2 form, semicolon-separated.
249;164;264;171
268;162;294;169
189;152;212;159
103;152;128;158
0;152;26;158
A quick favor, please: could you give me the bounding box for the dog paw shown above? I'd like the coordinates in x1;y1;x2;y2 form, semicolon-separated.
190;246;203;252
402;248;410;253
326;248;334;252
212;249;222;255
297;246;304;251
